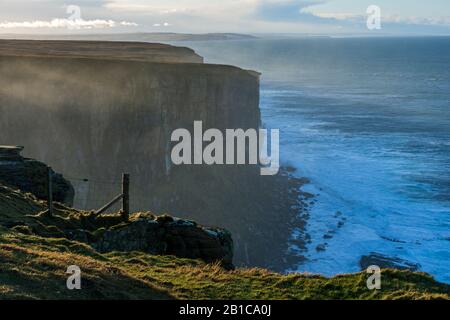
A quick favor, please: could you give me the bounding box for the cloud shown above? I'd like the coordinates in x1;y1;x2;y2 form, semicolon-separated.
254;1;450;32
153;22;171;27
311;12;360;21
384;15;450;27
0;0;449;34
102;0;258;31
254;0;329;22
119;20;139;26
0;18;138;29
105;0;206;15
309;11;450;27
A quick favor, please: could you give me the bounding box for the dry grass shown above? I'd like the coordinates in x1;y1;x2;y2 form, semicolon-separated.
0;229;448;300
0;228;172;300
0;185;449;300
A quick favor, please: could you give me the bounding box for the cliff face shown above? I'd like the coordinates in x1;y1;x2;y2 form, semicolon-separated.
0;44;269;267
0;55;260;186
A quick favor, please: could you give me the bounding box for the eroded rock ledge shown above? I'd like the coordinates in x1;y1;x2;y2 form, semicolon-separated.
0;148;233;267
0;146;74;205
360;252;421;272
89;214;233;269
0;182;234;268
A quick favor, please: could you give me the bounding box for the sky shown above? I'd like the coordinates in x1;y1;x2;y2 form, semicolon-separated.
0;0;450;35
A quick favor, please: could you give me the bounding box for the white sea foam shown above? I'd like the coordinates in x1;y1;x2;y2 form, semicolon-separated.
261;88;450;284
185;37;450;284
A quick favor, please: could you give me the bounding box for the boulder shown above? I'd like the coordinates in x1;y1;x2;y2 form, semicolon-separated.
90;215;234;269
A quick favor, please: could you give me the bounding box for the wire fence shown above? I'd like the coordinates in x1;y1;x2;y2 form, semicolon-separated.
66;175;122;212
65;174;152;213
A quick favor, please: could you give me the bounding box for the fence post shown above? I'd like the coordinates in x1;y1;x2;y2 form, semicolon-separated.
122;173;130;218
47;166;54;216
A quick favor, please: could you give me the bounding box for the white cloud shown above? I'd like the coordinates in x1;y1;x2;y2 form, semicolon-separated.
385;15;450;26
153;22;170;27
0;18;138;29
0;0;448;34
119;21;139;27
310;12;360;20
105;0;257;17
309;11;450;27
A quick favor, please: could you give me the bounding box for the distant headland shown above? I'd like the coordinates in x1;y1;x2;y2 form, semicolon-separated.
0;32;258;42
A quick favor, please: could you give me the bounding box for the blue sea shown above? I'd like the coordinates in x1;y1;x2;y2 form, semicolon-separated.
180;37;450;283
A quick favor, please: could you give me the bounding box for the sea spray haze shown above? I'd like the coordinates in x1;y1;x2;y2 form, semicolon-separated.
0;44;296;268
183;37;450;283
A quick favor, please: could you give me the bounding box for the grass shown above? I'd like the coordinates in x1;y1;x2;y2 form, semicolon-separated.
0;184;449;300
0;228;448;300
0;227;171;300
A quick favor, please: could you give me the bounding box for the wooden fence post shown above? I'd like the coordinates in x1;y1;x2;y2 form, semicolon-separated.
122;173;130;218
47;166;54;216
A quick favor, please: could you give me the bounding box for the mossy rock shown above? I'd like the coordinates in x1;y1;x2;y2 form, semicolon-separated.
155;214;174;223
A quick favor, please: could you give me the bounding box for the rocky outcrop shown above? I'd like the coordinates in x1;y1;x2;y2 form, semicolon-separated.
360;252;421;272
0;182;233;268
0;146;74;205
89;214;234;268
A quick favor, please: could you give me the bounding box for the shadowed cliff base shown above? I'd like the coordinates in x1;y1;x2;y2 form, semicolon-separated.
149;165;311;270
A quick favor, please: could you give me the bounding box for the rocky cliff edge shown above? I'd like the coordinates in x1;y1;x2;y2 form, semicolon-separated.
0;148;234;268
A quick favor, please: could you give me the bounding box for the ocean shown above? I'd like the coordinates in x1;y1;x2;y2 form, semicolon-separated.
180;37;450;283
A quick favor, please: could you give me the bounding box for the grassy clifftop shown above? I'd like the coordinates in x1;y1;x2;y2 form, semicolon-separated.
0;181;448;300
0;39;203;63
0;227;449;300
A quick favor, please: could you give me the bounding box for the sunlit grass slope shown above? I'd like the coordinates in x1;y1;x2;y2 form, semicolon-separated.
0;228;448;300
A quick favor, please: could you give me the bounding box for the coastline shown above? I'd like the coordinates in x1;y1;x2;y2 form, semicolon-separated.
246;166;312;272
145;164;312;271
